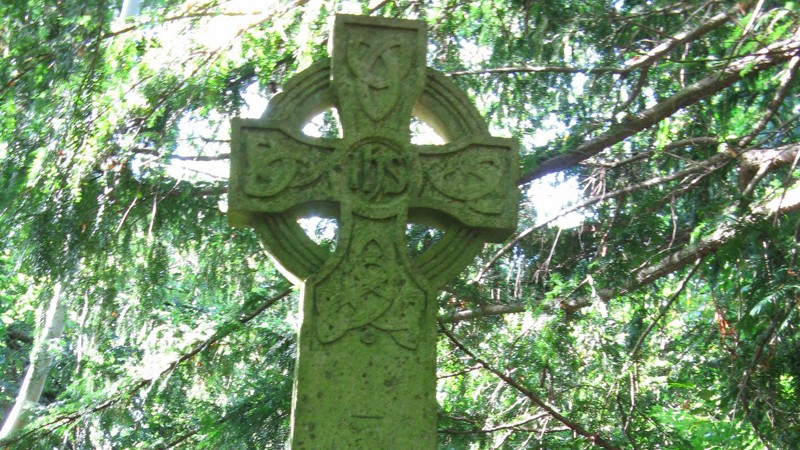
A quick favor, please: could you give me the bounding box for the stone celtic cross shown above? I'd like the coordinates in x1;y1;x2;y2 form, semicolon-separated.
229;15;518;449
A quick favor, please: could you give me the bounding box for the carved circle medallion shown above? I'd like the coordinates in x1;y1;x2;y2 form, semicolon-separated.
253;59;495;285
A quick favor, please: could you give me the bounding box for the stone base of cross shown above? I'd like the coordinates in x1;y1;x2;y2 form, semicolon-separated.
229;15;518;449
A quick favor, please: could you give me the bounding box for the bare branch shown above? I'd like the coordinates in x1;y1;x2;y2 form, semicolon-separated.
739;56;800;149
629;260;701;359
439;323;622;450
448;66;628;77
622;2;749;72
441;302;526;323
519;33;800;185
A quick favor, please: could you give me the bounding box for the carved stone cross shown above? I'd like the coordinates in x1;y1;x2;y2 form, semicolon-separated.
229;15;518;449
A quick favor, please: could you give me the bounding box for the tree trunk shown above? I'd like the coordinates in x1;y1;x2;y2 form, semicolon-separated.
119;0;143;19
0;283;66;439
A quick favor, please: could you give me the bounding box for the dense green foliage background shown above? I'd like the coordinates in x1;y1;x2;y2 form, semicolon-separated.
1;0;799;448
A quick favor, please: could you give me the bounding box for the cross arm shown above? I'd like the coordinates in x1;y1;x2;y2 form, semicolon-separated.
228;119;339;227
413;138;519;242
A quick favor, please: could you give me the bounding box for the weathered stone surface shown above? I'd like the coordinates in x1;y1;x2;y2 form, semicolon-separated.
229;14;518;449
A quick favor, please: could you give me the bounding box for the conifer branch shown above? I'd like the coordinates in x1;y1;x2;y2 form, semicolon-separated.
474;150;800;315
439;322;622;450
621;2;749;72
438;413;549;435
519;33;800;185
628;260;700;359
441;302;526;323
449;3;744;79
636;180;800;286
0;287;293;446
738;55;800;150
476;150;734;283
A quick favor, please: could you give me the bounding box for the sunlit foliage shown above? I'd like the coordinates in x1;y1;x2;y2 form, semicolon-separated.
1;0;799;448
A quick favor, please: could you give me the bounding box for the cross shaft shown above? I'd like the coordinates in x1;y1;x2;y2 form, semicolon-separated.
229;15;518;449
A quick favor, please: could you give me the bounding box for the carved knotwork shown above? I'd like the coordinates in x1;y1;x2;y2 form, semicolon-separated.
228;15;519;450
230;15;518;347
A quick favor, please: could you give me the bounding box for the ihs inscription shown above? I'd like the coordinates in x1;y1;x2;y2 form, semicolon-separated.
346;137;409;202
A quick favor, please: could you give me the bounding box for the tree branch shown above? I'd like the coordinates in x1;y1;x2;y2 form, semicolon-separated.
0;287;293;446
448;3;745;80
477;150;733;283
6;328;33;345
739;143;800;196
519;33;800;185
170;153;231;161
474;150;799;316
0;284;65;439
734;295;798;450
439;322;622;450
441;302;526;323
448;65;628;77
622;2;749;72
131;147;231;161
562;178;800;310
439;413;549;435
637;180;800;286
738;55;800;149
629;260;701;359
